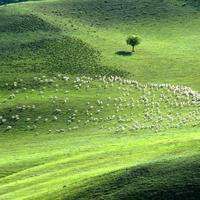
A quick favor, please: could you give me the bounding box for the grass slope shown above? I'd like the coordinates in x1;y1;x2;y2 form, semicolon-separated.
0;74;199;199
68;156;200;200
0;0;200;199
26;0;200;89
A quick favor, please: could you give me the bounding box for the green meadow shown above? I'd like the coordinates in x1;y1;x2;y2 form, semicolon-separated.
0;0;199;199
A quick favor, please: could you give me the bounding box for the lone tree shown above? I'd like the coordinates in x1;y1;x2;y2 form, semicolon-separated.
126;35;140;52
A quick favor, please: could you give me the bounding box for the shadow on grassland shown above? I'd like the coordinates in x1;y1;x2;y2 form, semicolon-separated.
54;0;188;27
115;51;133;56
0;0;40;5
0;13;60;33
0;35;129;83
184;0;200;9
65;155;200;200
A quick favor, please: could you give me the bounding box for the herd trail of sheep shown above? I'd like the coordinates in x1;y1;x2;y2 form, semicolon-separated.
0;74;199;134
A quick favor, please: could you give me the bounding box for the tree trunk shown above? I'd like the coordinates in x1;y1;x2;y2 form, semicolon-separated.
132;46;135;52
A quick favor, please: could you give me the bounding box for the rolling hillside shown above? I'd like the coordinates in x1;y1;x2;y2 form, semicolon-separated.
0;0;200;199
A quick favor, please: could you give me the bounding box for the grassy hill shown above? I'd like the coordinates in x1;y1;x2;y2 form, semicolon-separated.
1;0;200;89
0;0;199;199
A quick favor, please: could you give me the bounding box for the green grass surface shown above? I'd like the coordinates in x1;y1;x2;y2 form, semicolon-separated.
0;0;200;199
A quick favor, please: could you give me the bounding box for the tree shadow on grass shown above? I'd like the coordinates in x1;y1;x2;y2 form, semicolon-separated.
115;51;133;56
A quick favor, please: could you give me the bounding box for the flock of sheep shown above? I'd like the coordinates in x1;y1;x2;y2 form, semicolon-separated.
0;74;199;134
